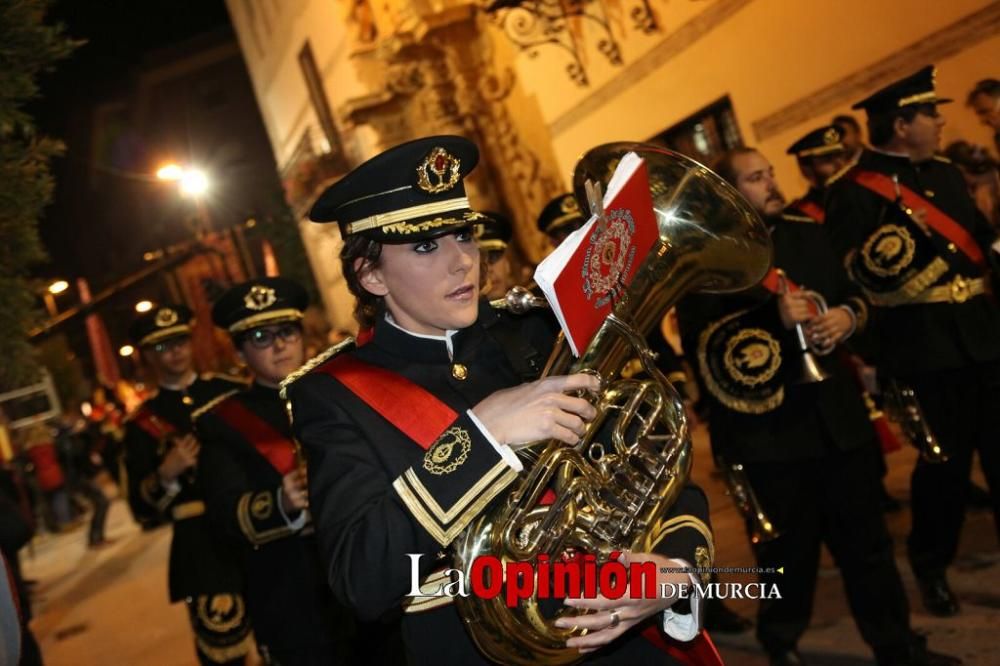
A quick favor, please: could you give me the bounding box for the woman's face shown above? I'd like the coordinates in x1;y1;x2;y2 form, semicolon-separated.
360;229;480;335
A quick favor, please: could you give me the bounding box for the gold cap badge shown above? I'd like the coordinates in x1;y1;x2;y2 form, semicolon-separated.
244;285;277;311
416;147;461;194
155;308;178;328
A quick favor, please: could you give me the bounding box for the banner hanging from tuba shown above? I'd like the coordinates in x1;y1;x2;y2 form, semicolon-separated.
698;305;786;415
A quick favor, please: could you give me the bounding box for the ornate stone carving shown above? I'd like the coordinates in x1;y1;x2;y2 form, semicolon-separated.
334;2;564;261
482;0;659;86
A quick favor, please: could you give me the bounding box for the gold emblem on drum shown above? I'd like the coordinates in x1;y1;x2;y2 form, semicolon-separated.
423;427;472;475
724;328;782;387
250;491;273;520
196;593;246;633
861;224;915;277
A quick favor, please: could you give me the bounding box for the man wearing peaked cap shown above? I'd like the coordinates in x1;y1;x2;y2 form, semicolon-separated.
826;64;1000;625
212;277;308;338
122;304;253;664
784;125;848;224
129;304;194;349
537;192;586;246
471;210;514;299
194;277;372;663
851;65;952;116
310;135;480;242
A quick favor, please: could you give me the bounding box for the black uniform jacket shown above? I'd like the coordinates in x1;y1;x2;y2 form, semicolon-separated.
786;187;826;223
679;214;874;463
824;149;1000;377
194;382;350;653
122;375;246;602
286;300;713;664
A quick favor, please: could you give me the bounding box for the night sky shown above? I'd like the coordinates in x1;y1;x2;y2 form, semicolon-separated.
32;0;233;280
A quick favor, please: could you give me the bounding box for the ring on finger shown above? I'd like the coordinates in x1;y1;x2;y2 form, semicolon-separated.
608;609;621;629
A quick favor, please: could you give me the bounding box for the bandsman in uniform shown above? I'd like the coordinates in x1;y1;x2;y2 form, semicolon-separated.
785;125;850;224
678;147;959;666
788;126;903;512
471;210;514;300
832;114;867;164
537;192;586;248
825;65;1000;617
122;305;253;665
283;136;717;665
194;278;360;665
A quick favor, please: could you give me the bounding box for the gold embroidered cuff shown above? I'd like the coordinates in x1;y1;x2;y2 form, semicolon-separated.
236;489;296;546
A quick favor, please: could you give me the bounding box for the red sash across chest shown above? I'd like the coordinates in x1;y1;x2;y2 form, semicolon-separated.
213;398;297;475
133;408;177;440
790;199;825;223
849;169;985;269
315;354;456;450
315;353;722;666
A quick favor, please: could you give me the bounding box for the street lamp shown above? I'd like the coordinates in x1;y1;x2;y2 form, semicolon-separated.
43;279;70;316
118;344;135;357
180;169;209;197
156;163;183;181
135;300;154;313
157;162;209;198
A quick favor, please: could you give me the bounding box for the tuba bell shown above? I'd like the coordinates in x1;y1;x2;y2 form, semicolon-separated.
452;143;772;665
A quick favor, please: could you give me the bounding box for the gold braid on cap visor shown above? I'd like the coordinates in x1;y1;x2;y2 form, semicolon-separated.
139;324;193;347
345;197;470;235
797;143;845;157
897;91;937;107
228;309;304;334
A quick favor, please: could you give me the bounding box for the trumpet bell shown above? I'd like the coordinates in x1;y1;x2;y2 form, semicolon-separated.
795;350;832;384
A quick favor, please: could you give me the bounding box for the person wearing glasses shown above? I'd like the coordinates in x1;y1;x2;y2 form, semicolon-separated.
193;277;367;665
122;305;252;665
825;66;1000;620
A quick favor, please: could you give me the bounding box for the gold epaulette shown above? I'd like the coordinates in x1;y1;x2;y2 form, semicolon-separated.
200;372;249;385
190;389;241;422
932;154;952;164
279;337;355;400
781;212;819;224
824;160;856;187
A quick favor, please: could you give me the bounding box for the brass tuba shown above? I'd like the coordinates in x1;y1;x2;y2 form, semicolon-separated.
452;143;772;665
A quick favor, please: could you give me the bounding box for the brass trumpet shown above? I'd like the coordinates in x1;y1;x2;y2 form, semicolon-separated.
882;379;948;463
775;270;832;384
716;455;780;544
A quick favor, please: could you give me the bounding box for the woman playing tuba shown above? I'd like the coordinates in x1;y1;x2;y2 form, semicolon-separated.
284;137;722;665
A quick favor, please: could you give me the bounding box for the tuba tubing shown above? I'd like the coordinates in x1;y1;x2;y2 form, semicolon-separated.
452;144;772;665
